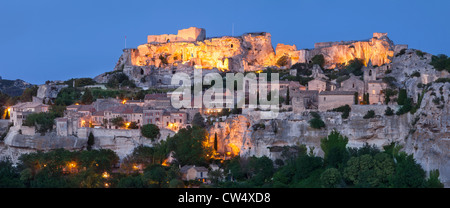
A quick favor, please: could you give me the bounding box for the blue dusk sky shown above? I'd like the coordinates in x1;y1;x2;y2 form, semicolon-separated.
0;0;449;84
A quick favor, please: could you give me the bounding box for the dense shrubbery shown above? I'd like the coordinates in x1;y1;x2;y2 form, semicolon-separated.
141;124;160;141
22;112;58;133
331;104;351;119
55;87;82;106
106;72;136;89
345;58;364;76
363;110;375;119
430;54;450;72
308;112;325;129
64;78;97;88
311;54;325;68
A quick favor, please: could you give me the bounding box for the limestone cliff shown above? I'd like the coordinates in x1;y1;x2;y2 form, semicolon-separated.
307;33;395;68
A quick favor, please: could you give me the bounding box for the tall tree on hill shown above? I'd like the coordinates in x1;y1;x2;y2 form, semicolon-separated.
214;132;218;151
81;88;94;105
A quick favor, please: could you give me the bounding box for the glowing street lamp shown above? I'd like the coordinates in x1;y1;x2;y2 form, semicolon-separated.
102;172;110;179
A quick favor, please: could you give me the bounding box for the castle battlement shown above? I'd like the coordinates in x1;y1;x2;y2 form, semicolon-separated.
147;27;206;44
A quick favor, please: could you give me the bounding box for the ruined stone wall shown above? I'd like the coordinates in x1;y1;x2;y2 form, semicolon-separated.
318;94;355;111
350;104;399;117
147;27;206;44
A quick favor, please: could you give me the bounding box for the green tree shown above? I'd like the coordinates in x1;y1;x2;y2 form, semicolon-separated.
141;124;160;141
345;58;364;76
111;117;125;128
144;164;167;188
0;159;25;188
213;132;218;151
208;169;224;185
311;54;325;68
128;121;139;129
363;110;375;119
397;89;407;105
248;156;274;186
320;168;342;188
396;98;412;115
343;153;394;187
116;175;147;188
22;112;57;134
192;112;205;128
309;112;325;129
168;178;185;188
87;132;95;151
20;85;38;102
55;87;82;106
390;153;426;188
320;130;349;168
332;105;351;119
425;169;444;188
166;126;212;166
285;87;290;105
385;107;394;116
430;54;450;72
81;88;94;105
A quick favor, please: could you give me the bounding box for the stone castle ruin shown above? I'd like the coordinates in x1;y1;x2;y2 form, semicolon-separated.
96;27;408;89
115;28;404;73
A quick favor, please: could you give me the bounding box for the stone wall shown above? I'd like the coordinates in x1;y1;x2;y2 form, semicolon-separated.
318;94;354;111
350;104;399;117
147;27;206;44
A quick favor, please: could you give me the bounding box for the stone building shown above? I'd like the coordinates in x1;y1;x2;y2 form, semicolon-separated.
318;91;356;111
340;75;365;102
308;78;327;92
144;93;171;109
180;165;209;183
9;102;49;126
291;90;319;113
367;80;387;104
143;109;188;132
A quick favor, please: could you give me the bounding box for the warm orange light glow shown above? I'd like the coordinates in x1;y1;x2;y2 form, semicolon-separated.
122;100;127;104
69;162;77;168
162;159;169;167
255;70;263;74
104;183;110;188
102;172;110;179
132;164;139;170
75;103;79;105
81;120;86;127
125;122;131;129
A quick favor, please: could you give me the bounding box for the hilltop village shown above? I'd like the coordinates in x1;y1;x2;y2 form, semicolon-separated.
0;27;449;187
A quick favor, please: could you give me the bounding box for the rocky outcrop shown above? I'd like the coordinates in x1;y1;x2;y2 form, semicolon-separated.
306;33;395;69
36;83;68;100
0;126;176;163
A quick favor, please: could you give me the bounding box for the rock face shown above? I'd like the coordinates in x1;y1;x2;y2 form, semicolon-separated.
0;126;175;163
100;29;401;89
36;83;68;100
129;32;275;73
306;33;395;68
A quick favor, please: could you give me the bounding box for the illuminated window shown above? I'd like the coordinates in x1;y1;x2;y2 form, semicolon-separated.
372;90;376;95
